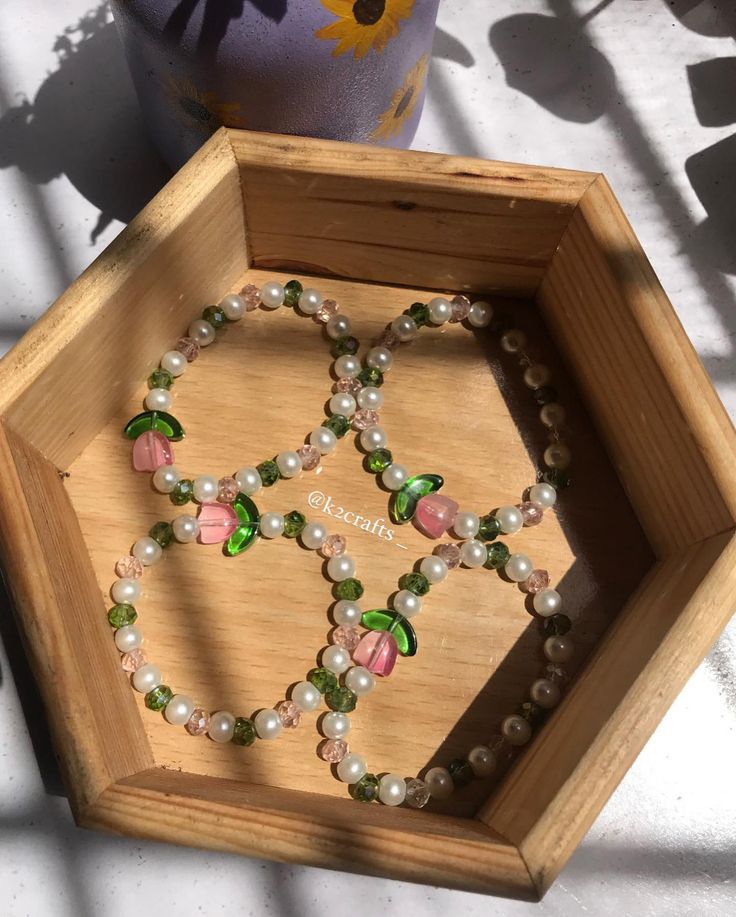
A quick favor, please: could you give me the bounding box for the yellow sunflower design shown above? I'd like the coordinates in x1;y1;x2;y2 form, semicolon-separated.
371;53;429;141
164;75;246;136
316;0;415;60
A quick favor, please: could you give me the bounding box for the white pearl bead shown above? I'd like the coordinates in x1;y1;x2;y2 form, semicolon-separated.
544;635;574;663
254;708;282;740
544;442;572;470
524;363;552;388
468;300;493;328
453;511;480;539
428;296;452;324
337;753;367;783
132;536;162;566
334;354;361;377
379;774;407;806
235;466;262;495
275;450;302;478
500;329;527;353
366;345;393;372
529;482;557;509
208;710;235;742
326;314;351;339
188;318;215;346
219;293;245;321
425;766;453;799
329;393;356;416
260;511;285;538
333;600;362;626
382;463;408;491
322;711;350;740
114;624;143;652
298;288;323;314
164;694;195;726
152;464;180;493
309;427;337;455
393;589;422;618
260;281;284;309
161;350;186;376
390;314;418;341
502;714;532;746
505;553;534;582
530;678;561;709
301;521;327;549
345;666;374;696
327;554;356;581
533;588;562;617
322;645;351;674
468;745;496;777
132;663;162;693
357;386;383;410
495;505;524;535
145;387;172;411
540;403;566;428
460;539;487;568
291;681;322;712
112;578;141;604
419;555;449;584
172;514;199;543
193;474;218;503
360;425;387;451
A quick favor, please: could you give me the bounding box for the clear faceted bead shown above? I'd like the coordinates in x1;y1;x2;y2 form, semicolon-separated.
487;734;514;767
519;501;544;526
333;626;361;652
115;555;143;579
524;569;550;594
434;542;462;569
297;444;321;471
176;336;200;361
240;283;261;311
276;700;302;729
450;294;471;323
217;476;239;502
320;738;348;763
321;533;347;557
316;298;339;323
335;377;362;396
353;409;379;430
545;663;569;685
185;708;210;736
121;648;147;672
376;328;400;350
405;777;431;808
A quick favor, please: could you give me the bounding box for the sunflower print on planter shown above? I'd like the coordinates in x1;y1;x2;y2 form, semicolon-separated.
316;0;415;60
371;53;429;142
164;75;246;138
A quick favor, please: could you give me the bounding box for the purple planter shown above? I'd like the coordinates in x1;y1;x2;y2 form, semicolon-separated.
111;0;440;169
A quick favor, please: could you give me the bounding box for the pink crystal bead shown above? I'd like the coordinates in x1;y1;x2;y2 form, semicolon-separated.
276;700;302;729
297;443;321;471
320;738;349;763
315;298;339;323
450;294;471;323
240;283;261;311
414;493;459;539
353;631;398;677
121;648;147;672
353;409;380;430
186;708;210;736
115;555;143;579
217;476;239;503
132;430;174;472
434;542;462;569
176;336;200;361
524;569;550;594
197;502;239;543
519;501;544;526
376;328;401;350
335;377;362;396
333;625;361;652
321;533;347;557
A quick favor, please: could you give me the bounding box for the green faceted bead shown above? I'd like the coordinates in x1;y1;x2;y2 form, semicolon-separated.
107;603;137;628
283;510;306;538
202;305;226;329
333;578;364;601
367;448;393;473
543;468;571;490
148;368;174;390
283;279;303;307
448;758;474;786
331;335;360;358
308;667;338;694
484;541;510;570
170;478;194;505
399;572;430;596
145;684;173;711
544;613;572;637
405;302;429;327
325;686;357;713
478;513;501;541
232;716;257;746
356;366;384;388
353;773;380;802
257;459;280;487
149;521;174;548
322;414;351;438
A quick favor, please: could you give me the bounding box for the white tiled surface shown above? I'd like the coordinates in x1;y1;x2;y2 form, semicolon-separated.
1;2;735;914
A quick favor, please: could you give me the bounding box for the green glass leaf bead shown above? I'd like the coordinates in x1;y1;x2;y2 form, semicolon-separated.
107;603;137;628
366;448;393;473
145;684;173;711
325;686;357;713
484;541;510;570
283;279;303;307
202;305;226;330
331;335;360;358
170;478;194;505
322;414;351;438
544;613;572;637
232;716;257;746
391;473;444;524
542;468;571;490
333;578;364;601
283;510;306;538
148;368;174;390
149;521;174;548
225;493;260;556
353;773;380;802
308;667;338;694
123;410;185;442
405;302;429;327
448;758;474;787
399;572;430;596
533;386;558;406
361;609;417;657
478;513;501;542
257;460;280;487
356;366;383;388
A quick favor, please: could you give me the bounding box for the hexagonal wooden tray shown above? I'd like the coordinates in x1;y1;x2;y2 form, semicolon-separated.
0;129;734;900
